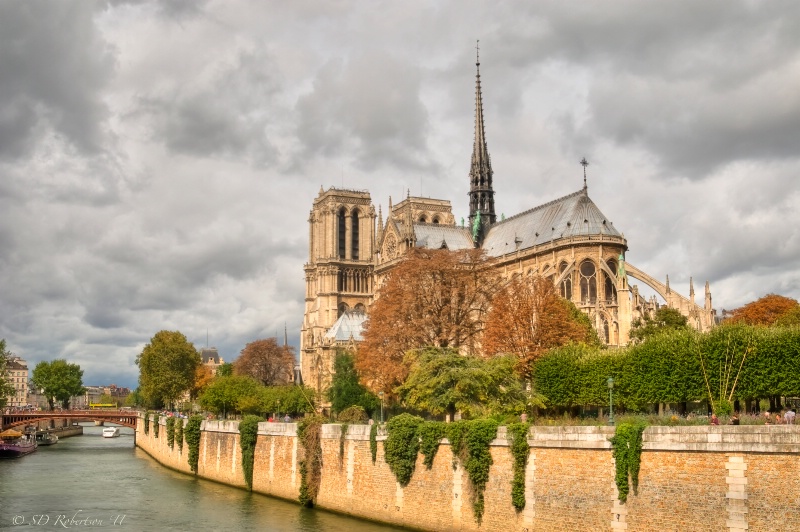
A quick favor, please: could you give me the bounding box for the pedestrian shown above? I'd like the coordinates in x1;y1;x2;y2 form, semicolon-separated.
284;414;291;423
729;413;740;425
710;414;720;425
775;413;782;425
785;408;796;425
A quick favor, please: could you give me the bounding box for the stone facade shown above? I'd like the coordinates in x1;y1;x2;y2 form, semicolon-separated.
299;55;716;395
137;416;800;532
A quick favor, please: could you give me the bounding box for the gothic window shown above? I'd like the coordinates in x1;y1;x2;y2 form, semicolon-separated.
351;211;359;260
419;214;428;223
559;261;572;300
605;259;617;303
337;208;346;258
579;260;597;304
338;303;349;317
602;318;610;344
432;216;440;224
354;303;365;313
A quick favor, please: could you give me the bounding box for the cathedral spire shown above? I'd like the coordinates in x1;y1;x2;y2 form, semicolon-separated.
468;40;496;244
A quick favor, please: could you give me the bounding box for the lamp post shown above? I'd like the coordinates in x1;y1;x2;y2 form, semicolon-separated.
378;391;384;424
607;377;615;426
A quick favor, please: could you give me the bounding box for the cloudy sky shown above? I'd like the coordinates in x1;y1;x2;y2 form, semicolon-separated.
1;1;798;388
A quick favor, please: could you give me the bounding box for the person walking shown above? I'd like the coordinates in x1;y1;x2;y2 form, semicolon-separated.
785;407;796;425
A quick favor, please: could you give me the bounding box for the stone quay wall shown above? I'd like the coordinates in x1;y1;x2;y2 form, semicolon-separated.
135;417;800;532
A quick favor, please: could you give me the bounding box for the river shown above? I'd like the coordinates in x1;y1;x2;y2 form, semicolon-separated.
0;424;407;531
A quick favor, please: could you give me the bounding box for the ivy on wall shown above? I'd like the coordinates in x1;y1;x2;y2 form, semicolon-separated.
384;414;424;486
338;423;349;469
153;416;160;438
166;417;175;449
239;415;262;491
144;411;150;435
508;422;531;511
185;415;203;474
298;415;324;507
418;421;446;470
175;418;184;451
609;421;646;503
369;422;378;464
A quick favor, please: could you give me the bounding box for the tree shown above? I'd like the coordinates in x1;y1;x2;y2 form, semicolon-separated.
234;338;295;386
217;362;234;377
629;307;690;343
0;339;17;409
136;330;200;409
199;375;261;418
97;393;116;406
31;359;86;410
396;347;525;419
731;294;800;326
358;248;502;395
326;351;379;416
191;364;215;400
483;275;599;378
124;388;143;407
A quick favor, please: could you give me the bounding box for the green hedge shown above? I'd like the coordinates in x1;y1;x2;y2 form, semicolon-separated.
532;324;800;411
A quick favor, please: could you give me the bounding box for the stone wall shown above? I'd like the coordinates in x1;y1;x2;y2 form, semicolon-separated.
136;417;800;532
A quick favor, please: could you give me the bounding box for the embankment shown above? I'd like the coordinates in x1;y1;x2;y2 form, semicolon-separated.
136;417;800;531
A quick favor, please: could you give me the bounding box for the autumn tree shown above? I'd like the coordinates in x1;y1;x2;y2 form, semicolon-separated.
358;248;502;395
137;330;200;409
731;294;800;326
191;364;215;400
483;275;599;378
31;359;86;410
234;338;295;386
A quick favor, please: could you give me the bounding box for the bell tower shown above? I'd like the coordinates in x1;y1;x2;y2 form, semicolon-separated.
301;187;376;392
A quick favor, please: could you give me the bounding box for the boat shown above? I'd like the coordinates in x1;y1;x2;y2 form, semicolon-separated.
102;427;120;438
0;429;37;457
35;432;59;446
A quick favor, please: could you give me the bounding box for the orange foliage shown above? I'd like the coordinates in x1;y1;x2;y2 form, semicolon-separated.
191;364;214;400
357;248;502;396
483;275;596;378
731;294;800;326
234;338;295;386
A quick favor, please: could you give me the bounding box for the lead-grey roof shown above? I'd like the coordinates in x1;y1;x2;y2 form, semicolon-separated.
324;310;367;342
413;223;474;250
482;189;622;257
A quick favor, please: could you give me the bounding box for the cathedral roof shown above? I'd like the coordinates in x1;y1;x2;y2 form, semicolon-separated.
482;189;623;257
324;310;367;342
413;223;474;250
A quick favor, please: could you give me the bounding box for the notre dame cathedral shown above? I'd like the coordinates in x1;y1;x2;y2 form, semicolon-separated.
300;54;716;394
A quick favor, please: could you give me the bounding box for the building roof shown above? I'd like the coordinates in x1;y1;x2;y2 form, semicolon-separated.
200;348;221;364
482;189;623;257
413;223;474;251
324;310;367;342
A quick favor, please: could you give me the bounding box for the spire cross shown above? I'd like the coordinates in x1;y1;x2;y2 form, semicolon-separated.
580;157;589;189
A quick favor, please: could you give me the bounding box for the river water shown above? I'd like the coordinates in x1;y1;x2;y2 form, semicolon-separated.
0;424;406;531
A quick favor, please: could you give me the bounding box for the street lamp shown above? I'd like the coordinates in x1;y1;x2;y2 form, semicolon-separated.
378;391;384;424
607;377;615;426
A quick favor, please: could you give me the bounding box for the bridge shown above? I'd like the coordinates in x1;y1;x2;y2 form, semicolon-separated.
2;409;138;430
